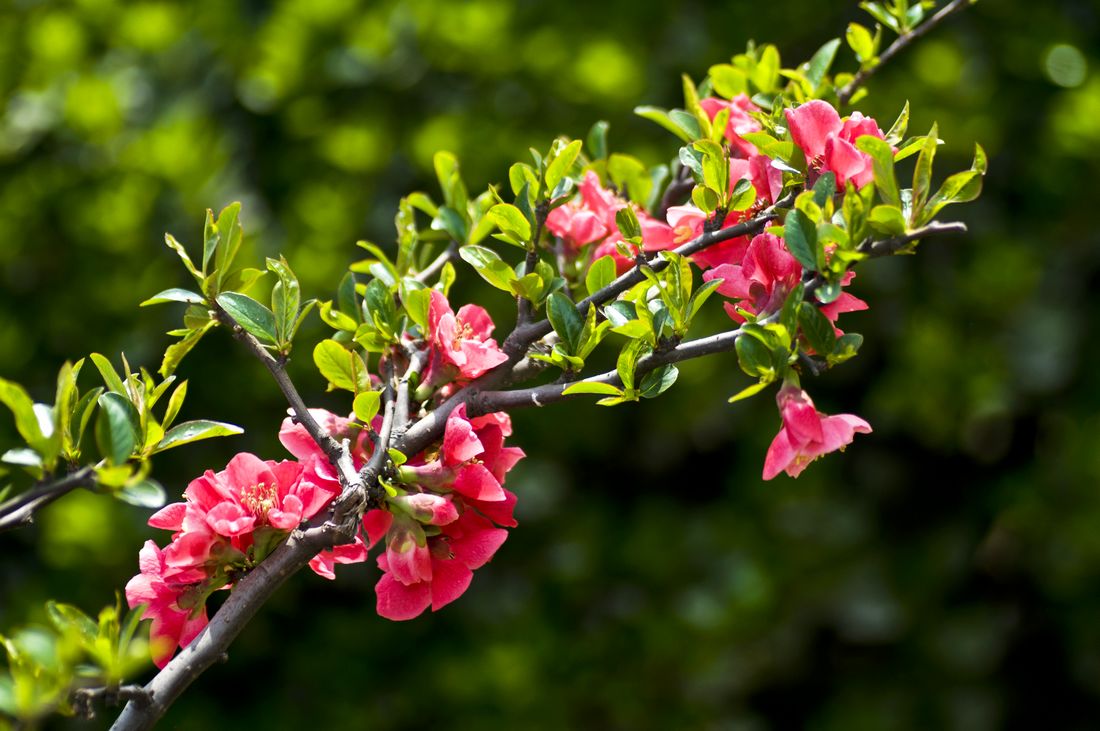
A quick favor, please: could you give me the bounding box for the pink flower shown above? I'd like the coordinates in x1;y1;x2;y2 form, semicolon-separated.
698;95;762;158
762;384;871;479
666;154;784;270
125;541;210;668
548;172;675;275
784;100;886;189
425;290;509;384
309;538;368;580
374;510;509;621
703;232;802;322
399;404;508;503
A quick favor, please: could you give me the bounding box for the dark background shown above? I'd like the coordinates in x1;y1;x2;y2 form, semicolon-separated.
2;0;1099;728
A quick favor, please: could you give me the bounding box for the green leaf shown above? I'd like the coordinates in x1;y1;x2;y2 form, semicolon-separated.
868;205;907;235
160;321;215;378
616;339;648;392
162;380;187;432
545;139;583;192
459;245;516;293
728;379;772;403
639;365;678;399
0;378;45;450
735;332;777;379
216;292;278;344
164;233;202;284
432;206;468;243
855;135;900;207
487;203;532;245
267;257;302;348
214;202;244;286
547;293;585;355
806;38;841;89
811;171;837;208
783;209;820;272
401;284;432;332
687;278;724;323
634;106;695;143
709;63;748;98
586;256;617;298
615;207;642;241
90;353;127;395
828;332;864;366
117;479;167;508
798;302;838;354
46;602;97;645
313;340;370;393
913;123;938;215
95;392;139;465
151;420;243;454
846;22;876;63
921;143;987;223
586;120;609;160
885;101;910;146
729;178;756;212
140;288;205;307
353;391;382;424
561;382;623;397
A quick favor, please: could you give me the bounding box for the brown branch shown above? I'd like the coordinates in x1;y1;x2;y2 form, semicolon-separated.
837;0;974;106
0;466;96;533
472;328;744;412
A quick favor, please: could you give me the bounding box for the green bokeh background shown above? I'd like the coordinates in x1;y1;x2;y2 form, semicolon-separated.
2;0;1099;728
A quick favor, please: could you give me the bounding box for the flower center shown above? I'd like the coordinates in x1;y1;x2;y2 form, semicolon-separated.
451;320;476;350
240;482;278;519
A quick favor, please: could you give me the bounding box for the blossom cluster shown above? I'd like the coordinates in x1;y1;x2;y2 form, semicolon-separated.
128;291;523;666
547;97;878;477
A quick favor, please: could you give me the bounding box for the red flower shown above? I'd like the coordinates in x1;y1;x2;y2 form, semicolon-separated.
698;95;762;158
124;541;210;668
785;100;886;189
425;290;509;384
374;510;509;621
762;384;871;479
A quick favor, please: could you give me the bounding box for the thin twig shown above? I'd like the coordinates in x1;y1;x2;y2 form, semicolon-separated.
837;0;974;106
0;465;96;533
414;242;458;284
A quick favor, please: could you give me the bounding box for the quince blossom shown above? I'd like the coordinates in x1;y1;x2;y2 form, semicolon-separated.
785;100;886;189
424;290;509;384
124;540;210;668
547;171;674;274
698;95;762;158
763;384;871;479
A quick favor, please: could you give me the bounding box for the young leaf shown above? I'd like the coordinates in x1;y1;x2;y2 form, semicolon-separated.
95;392;140;465
587;121;610;160
151;420;244;454
547;293;584;355
139;288;205;307
912;123;938;215
728;379;771;403
545;139;583;192
213;202;244;285
586;256;617;297
117;479;167;509
90;353;127;395
855;135;900;206
459;245;517;293
639;365;678;399
216;292;279;344
353;391;382;425
798;303;838;354
160;321;216;378
561;382;623;397
164;233;202;285
783;209;820;272
806;38;841;89
313;340;370;393
487;203;533;245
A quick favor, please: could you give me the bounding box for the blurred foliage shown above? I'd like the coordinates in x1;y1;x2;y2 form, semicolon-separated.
1;0;1099;728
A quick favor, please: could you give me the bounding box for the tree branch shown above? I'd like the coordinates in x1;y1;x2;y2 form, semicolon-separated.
837;0;974;106
413;242;458;284
0;466;96;533
472;329;745;412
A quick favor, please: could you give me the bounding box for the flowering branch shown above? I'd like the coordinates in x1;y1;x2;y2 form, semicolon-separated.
836;0;975;105
0;466;96;533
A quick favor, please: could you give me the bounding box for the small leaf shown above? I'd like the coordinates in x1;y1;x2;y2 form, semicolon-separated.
846;23;875;63
160;321;215;377
586;121;609;160
353;391;382;424
728;379;771;403
117;479;167;508
547;293;585;355
0;378;45;450
855;135;900;207
96;392;140;465
90;353;127;395
868;205;907;235
586;256;617;298
162;380;188;432
561;382;623;397
783;209;820;272
798;303;838;354
634;106;695;143
313;340;370;393
806;38;841;89
639;365;678;398
140;288;205;307
151;420;244;454
459;245;517;293
216;292;278;344
487;203;532;244
164;233;202;284
545;139;583;192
